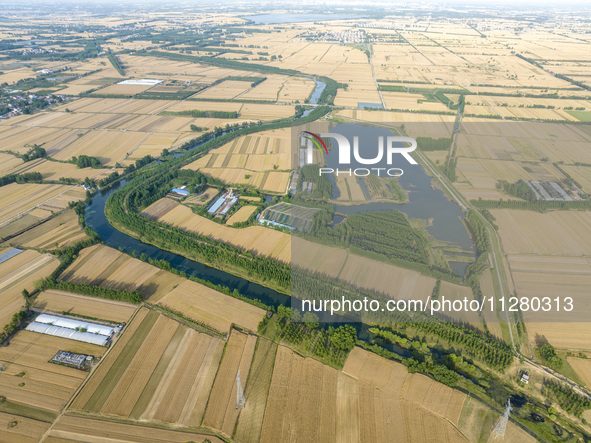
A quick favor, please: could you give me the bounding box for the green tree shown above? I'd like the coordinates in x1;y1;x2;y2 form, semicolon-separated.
331;325;357;351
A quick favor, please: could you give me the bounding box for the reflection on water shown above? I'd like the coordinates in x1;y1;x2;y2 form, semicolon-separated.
325;123;474;252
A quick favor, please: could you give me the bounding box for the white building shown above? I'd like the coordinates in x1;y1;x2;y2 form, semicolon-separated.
26;313;121;346
26;322;110;346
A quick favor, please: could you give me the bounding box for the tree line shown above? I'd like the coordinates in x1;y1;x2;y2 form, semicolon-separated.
0;172;43;187
164;109;238;119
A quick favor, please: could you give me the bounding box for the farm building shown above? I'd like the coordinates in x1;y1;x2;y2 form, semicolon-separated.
34;313;117;337
259;202;319;232
26;323;111;346
26;313;120;346
171;188;189;196
117;78;163;86
0;247;24;264
207;190;238;215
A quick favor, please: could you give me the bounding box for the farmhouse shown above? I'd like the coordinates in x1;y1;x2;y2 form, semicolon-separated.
208;190;238;215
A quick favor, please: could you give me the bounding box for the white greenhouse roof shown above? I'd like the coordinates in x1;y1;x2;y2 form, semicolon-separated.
117;78;163;86
35;314;115;337
26;322;110;346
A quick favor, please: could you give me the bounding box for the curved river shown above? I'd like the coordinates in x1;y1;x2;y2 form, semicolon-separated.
85;183;289;308
83;78;330;309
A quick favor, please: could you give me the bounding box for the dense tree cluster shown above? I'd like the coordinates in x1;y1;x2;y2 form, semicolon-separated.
539;343;563;369
21;145;47;162
497;180;537;202
412;321;513;370
107;50;125;75
72;155;102;169
416;136;452;151
0;309;29;343
544;380;591;417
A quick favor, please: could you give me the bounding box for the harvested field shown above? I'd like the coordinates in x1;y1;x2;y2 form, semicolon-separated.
4;157;115;183
49;415;225;443
164;101;295;122
61;244;181;299
227;205;258;225
0;330;105;415
49;129;149;166
458;396;500;443
142;199;291;263
195;80;251;99
567;357;591;389
0;184;85;225
0;152;25;176
234;338;278;443
561;165;591;194
334;175;366;202
238;75;313;102
203;330;257;437
183;128;293;193
0;412;51;443
99;314;181;417
54;97;175;115
62;245;263;331
455;157;562;201
492;209;591;255
0;125;75;155
6;209;88;251
34;290;137;323
256;345;467;442
0;249;59;329
337;253;436;302
156;280;264;333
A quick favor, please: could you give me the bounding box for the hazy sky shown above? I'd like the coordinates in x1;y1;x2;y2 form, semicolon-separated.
4;0;591;11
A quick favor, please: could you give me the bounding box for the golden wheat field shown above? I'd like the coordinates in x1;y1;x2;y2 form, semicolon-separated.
183;128;293;192
492;209;591;256
3;157;115;182
0;184;86;225
142;199;291;262
6;209;88;251
0;411;50;443
0;330;105;414
61;244;182;298
233;337;278;443
203;330;257;437
48;415;225;443
226;205;258;225
155;280;264;333
335;109;455;138
62;244;264;332
252;345;468;443
34;290;137;323
0;249;59;329
73;308;226;428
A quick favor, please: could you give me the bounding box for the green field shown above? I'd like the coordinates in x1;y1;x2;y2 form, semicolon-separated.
82;310;158;412
566;110;591;122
